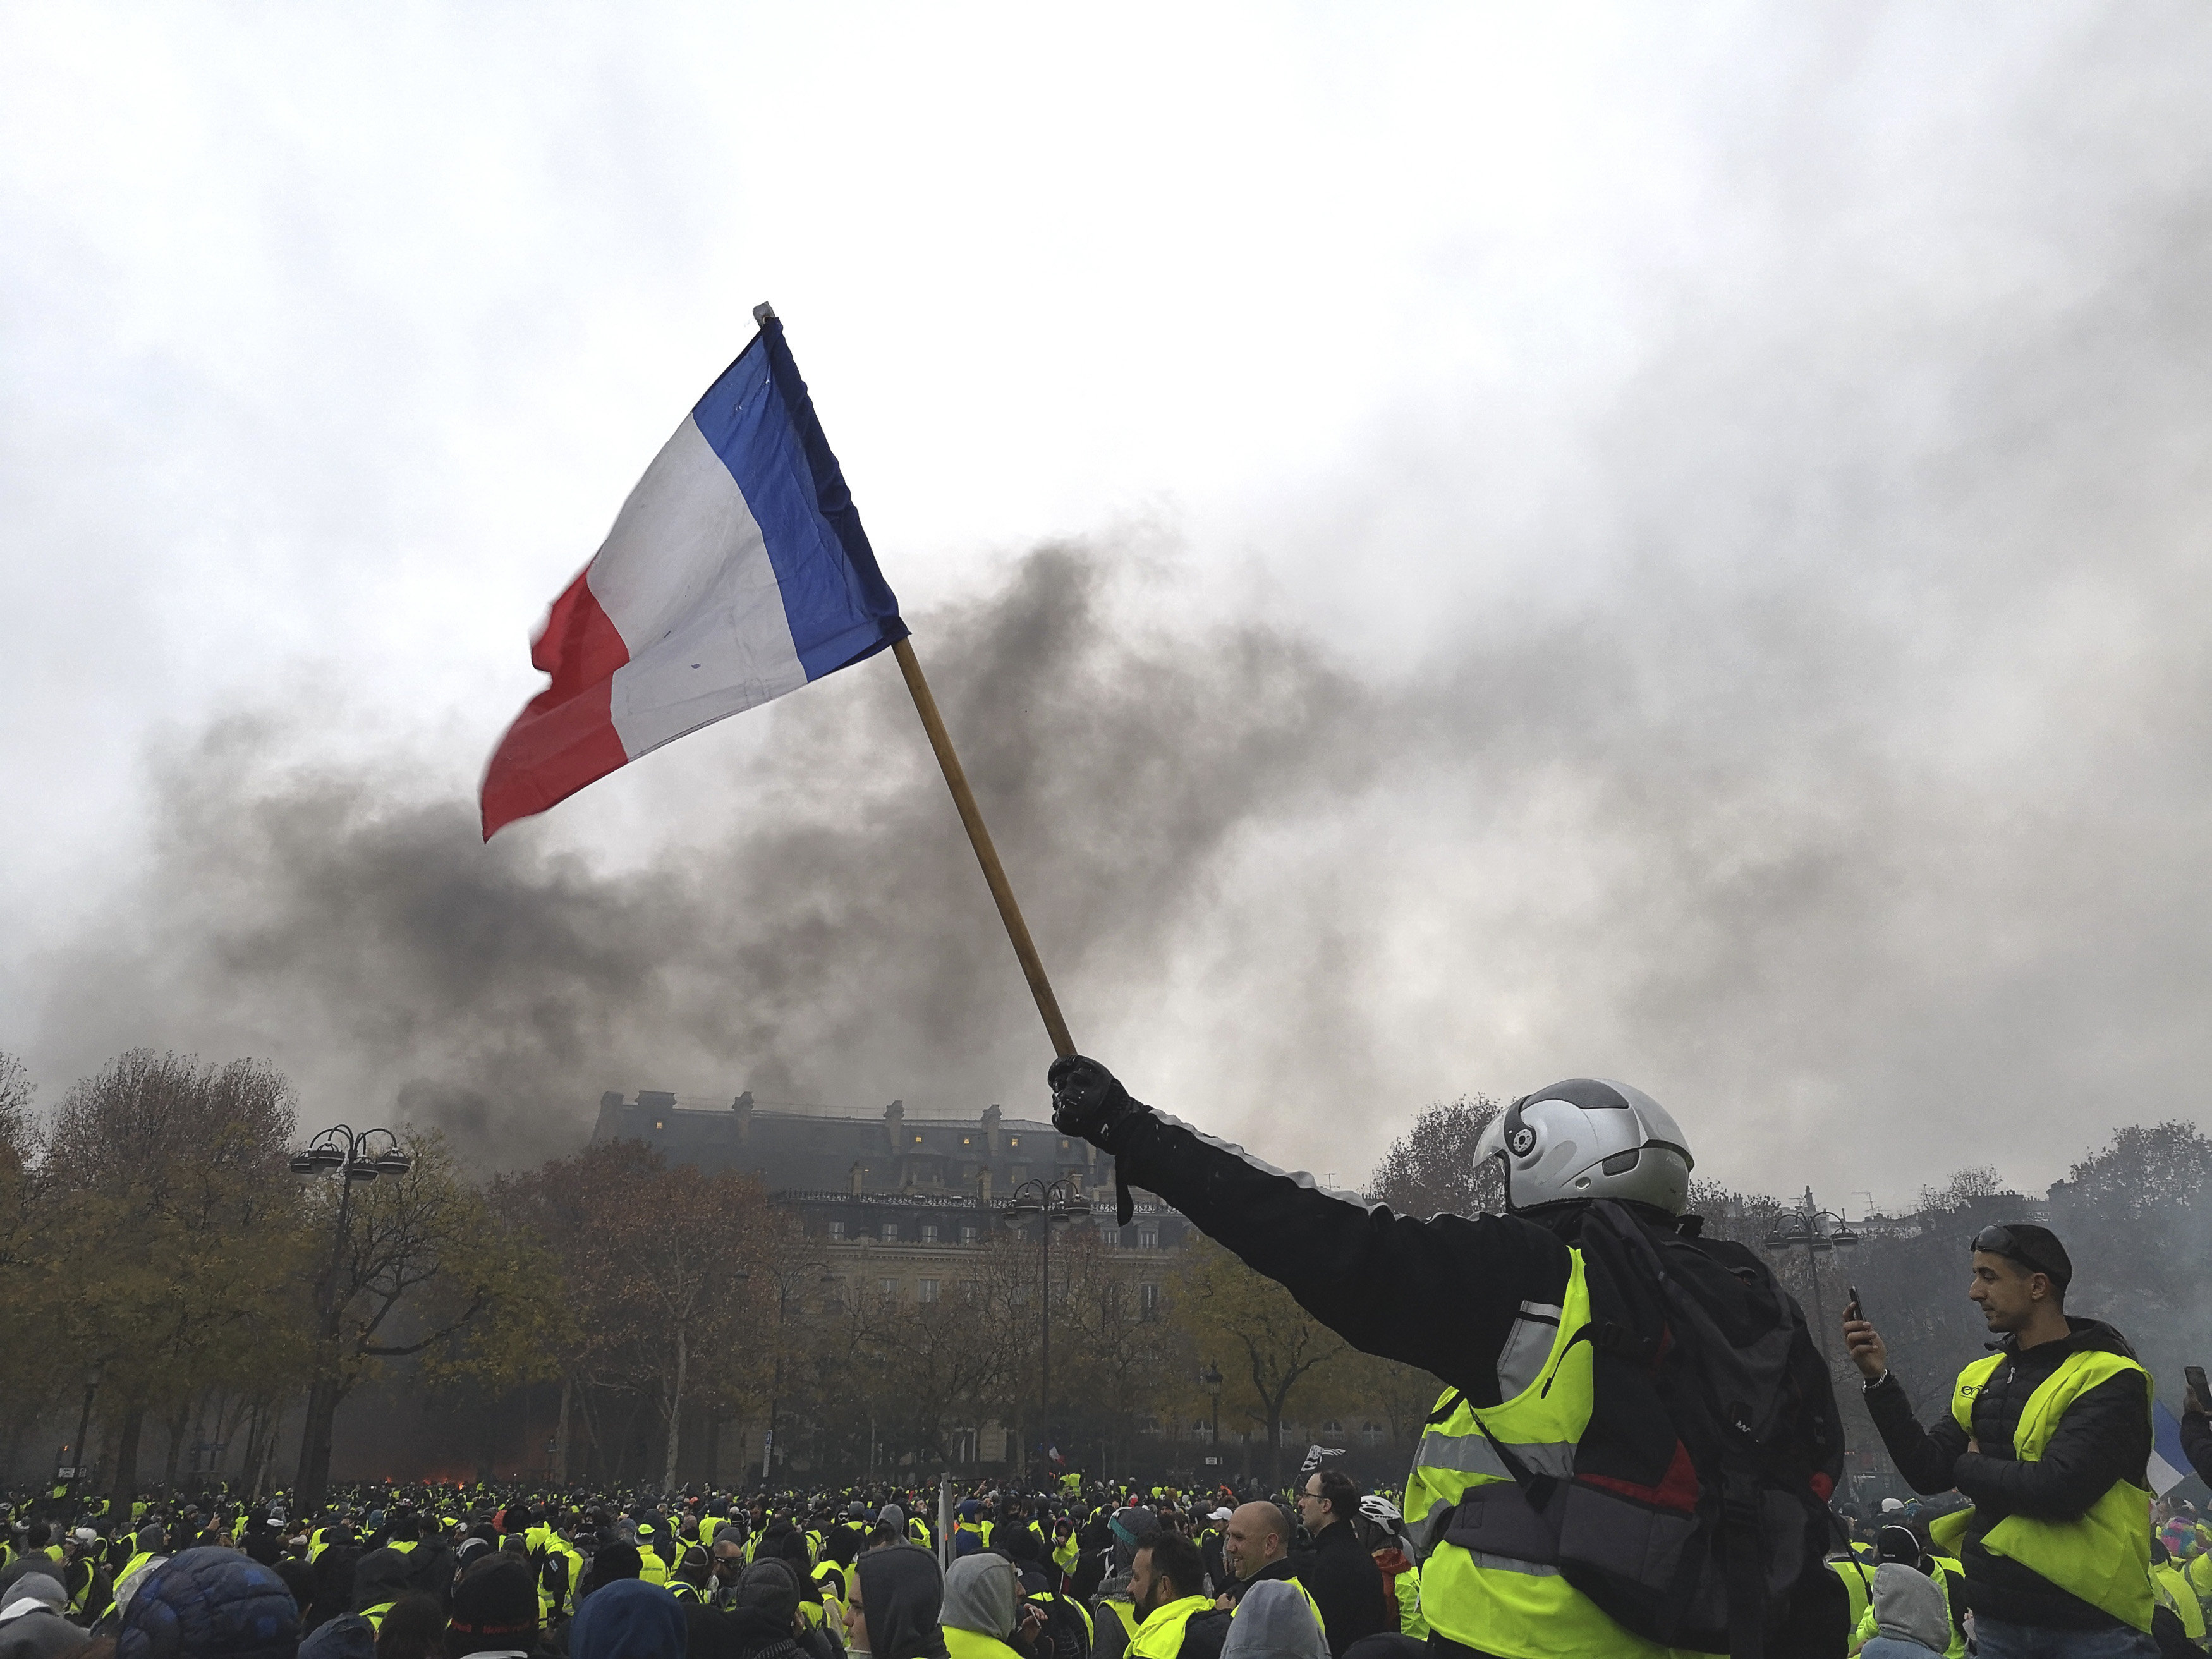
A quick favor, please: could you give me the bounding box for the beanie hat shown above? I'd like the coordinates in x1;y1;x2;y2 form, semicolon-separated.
732;1560;801;1629
449;1554;538;1643
593;1541;643;1583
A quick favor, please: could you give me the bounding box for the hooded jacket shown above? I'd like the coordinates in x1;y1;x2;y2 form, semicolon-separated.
1865;1316;2150;1629
939;1555;1020;1659
1859;1563;1948;1658
853;1545;950;1659
349;1547;422;1619
1218;1582;1328;1659
0;1574;82;1659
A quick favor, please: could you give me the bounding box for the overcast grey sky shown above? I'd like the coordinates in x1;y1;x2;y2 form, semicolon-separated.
6;3;2211;1210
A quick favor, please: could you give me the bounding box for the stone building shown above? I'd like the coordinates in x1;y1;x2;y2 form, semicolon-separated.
588;1087;1194;1480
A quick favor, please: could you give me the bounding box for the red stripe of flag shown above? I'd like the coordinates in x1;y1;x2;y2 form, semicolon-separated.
479;571;634;839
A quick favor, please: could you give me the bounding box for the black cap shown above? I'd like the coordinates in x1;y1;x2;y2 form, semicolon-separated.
1971;1222;2072;1290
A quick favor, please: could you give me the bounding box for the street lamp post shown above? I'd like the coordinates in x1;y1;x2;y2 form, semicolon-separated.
289;1123;411;1509
1761;1186;1859;1359
62;1363;102;1498
1001;1178;1091;1490
1200;1363;1223;1472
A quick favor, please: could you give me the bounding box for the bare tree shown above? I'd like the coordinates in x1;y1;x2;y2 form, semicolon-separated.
1170;1237;1346;1481
1370;1095;1505;1217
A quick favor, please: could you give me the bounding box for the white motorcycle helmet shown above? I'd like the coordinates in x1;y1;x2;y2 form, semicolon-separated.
1475;1078;1694;1214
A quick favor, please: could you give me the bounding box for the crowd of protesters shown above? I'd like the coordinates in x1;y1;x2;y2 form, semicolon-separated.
0;1469;1425;1659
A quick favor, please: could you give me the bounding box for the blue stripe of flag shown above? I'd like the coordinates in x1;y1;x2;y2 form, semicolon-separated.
689;316;908;680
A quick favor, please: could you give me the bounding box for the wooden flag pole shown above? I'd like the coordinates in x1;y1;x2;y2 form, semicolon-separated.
891;636;1077;1059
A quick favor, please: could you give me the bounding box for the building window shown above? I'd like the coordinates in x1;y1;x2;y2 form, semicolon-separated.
1361;1421;1385;1447
1008;1136;1019;1148
918;1279;939;1303
1140;1283;1159;1318
959;1279;980;1301
1138;1226;1158;1250
880;1222;899;1243
960;1224;978;1245
828;1220;845;1241
1100;1224;1119;1247
921;1224;939;1244
879;1278;897;1300
655;1120;665;1130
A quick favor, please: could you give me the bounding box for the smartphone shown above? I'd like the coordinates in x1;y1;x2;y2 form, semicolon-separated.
1846;1285;1864;1323
2186;1364;2208;1404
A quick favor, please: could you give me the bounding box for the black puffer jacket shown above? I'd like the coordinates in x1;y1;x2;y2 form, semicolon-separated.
1865;1317;2149;1631
117;1546;299;1659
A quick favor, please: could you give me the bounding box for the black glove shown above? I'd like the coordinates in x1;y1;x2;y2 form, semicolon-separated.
1047;1055;1144;1150
1050;1055;1147;1227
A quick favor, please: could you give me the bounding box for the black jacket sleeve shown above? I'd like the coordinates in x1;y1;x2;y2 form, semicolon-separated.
1861;1373;1971;1495
1953;1370;2151;1522
1109;1108;1572;1404
2181;1409;2212;1486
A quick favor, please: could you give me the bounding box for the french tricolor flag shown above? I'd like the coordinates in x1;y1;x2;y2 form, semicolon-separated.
480;308;907;838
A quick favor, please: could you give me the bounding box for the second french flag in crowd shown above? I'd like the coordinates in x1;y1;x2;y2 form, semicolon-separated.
480;307;907;839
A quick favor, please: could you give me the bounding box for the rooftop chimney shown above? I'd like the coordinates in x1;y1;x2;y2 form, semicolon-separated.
732;1091;755;1143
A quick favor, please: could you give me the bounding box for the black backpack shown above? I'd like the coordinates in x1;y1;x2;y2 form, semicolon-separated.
1445;1200;1844;1658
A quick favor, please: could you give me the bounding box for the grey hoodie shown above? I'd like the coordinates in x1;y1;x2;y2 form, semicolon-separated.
1220;1581;1328;1659
939;1556;1017;1641
1859;1562;1948;1658
0;1574;82;1659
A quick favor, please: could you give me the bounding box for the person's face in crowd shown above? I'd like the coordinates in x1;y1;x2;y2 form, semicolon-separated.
845;1570;870;1655
1969;1250;2053;1333
1222;1505;1285;1581
1128;1545;1164;1618
1296;1478;1332;1534
712;1543;744;1584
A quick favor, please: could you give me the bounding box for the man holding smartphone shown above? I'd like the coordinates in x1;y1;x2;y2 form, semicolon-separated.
1842;1222;2156;1658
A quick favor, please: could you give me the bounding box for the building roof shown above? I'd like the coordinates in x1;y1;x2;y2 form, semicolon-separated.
590;1089;1106;1199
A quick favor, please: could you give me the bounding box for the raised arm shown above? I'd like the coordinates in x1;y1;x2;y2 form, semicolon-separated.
1050;1056;1571;1405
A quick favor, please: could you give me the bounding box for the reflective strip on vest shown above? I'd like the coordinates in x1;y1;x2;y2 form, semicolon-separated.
1933;1346;2154;1633
1410;1429;1574;1481
1399;1248;1708;1659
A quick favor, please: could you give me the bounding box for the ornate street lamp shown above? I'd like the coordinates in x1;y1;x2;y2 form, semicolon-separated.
290;1123;410;1507
1001;1178;1090;1489
1762;1187;1858;1355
